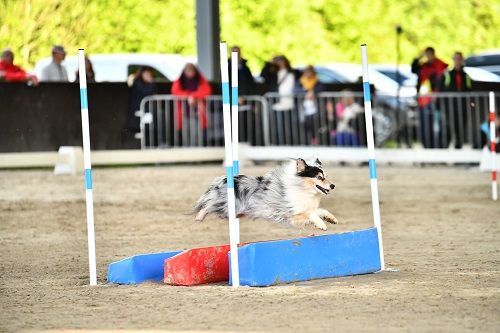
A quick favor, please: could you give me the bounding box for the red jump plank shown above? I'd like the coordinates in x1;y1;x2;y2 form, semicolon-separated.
164;244;230;286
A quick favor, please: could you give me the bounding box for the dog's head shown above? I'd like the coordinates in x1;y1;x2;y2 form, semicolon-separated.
296;158;335;195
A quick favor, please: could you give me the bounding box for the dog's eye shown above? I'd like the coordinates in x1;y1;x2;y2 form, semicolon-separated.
316;175;324;181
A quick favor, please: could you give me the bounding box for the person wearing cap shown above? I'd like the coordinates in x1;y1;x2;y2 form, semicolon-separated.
40;45;69;82
0;48;38;84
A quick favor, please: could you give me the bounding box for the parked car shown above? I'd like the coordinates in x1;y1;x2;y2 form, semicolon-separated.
34;53;197;82
310;63;415;110
372;64;416;87
465;50;500;76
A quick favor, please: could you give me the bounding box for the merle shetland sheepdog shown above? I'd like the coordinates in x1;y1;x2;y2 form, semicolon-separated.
193;158;338;230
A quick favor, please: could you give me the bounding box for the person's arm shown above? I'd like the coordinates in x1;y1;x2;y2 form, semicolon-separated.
411;57;421;75
439;71;449;92
3;70;28;81
242;64;254;83
191;77;212;98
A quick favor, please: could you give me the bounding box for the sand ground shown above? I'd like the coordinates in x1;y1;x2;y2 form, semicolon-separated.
0;164;499;332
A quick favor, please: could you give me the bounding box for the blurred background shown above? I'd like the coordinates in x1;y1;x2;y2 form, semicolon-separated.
1;0;499;165
1;0;499;72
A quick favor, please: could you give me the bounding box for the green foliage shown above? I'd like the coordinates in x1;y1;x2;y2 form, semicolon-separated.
1;0;499;73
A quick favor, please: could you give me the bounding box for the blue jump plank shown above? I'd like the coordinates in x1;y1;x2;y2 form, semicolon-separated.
108;250;182;284
229;227;381;286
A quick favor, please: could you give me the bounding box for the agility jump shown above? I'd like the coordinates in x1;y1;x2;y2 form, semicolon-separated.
85;44;386;287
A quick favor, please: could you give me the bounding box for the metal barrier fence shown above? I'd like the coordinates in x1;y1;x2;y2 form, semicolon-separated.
138;92;498;149
138;95;269;149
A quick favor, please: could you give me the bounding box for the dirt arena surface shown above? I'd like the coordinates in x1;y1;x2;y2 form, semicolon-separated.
0;164;499;332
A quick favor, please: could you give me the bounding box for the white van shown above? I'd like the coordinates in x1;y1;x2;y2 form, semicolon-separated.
34;53;197;82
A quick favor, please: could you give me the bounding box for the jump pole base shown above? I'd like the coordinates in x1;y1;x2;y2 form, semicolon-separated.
107;250;182;284
229;227;382;287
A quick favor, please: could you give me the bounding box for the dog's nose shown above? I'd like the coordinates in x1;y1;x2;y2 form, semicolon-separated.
330;184;335;189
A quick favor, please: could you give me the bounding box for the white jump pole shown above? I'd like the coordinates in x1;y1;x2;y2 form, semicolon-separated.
78;49;97;286
361;44;385;271
231;51;239;176
219;42;240;287
489;92;497;201
231;50;241;244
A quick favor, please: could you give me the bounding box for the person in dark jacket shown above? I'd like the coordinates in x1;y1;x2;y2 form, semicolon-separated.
441;52;472;92
260;56;279;92
128;67;156;133
440;52;473;148
228;46;257;144
228;46;255;95
411;47;448;148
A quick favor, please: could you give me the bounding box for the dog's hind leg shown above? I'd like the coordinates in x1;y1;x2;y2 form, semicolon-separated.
195;208;208;222
308;212;328;230
316;208;338;224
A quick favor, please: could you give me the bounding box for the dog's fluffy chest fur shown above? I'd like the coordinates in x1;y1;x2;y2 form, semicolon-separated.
287;189;322;215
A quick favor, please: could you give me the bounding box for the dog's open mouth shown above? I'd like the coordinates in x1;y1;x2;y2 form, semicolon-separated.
315;185;329;195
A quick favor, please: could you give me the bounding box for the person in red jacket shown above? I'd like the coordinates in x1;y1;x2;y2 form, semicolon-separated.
411;47;448;148
0;48;38;85
171;63;212;145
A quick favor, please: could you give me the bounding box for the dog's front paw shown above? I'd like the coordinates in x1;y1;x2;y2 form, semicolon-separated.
314;221;328;230
323;213;338;224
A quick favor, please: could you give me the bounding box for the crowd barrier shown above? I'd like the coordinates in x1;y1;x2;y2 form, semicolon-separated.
138;95;269;149
137;92;499;150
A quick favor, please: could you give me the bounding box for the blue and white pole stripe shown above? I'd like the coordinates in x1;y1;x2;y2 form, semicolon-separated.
219;42;240;287
231;51;239;176
361;44;385;270
78;49;97;286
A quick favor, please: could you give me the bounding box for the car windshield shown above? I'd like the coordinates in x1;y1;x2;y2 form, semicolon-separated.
377;70;410;85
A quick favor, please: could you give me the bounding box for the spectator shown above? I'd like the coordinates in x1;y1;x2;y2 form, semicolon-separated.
228;46;255;95
0;48;38;85
441;52;471;92
171;63;212;145
440;52;473;149
75;56;96;83
40;45;69;82
272;55;294;111
411;47;448;148
128;66;156;133
295;65;323;144
333;91;364;146
260;56;279;92
268;55;295;144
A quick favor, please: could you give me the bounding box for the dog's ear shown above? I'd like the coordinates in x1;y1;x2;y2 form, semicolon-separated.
296;158;307;173
315;158;322;166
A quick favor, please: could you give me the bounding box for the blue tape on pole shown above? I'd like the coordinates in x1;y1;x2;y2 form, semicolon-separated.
233;160;239;176
368;159;377;179
229;228;381;286
226;166;234;188
363;82;371;102
85;168;92;189
222;82;230;104
231;87;238;105
107;250;182;284
80;88;88;109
